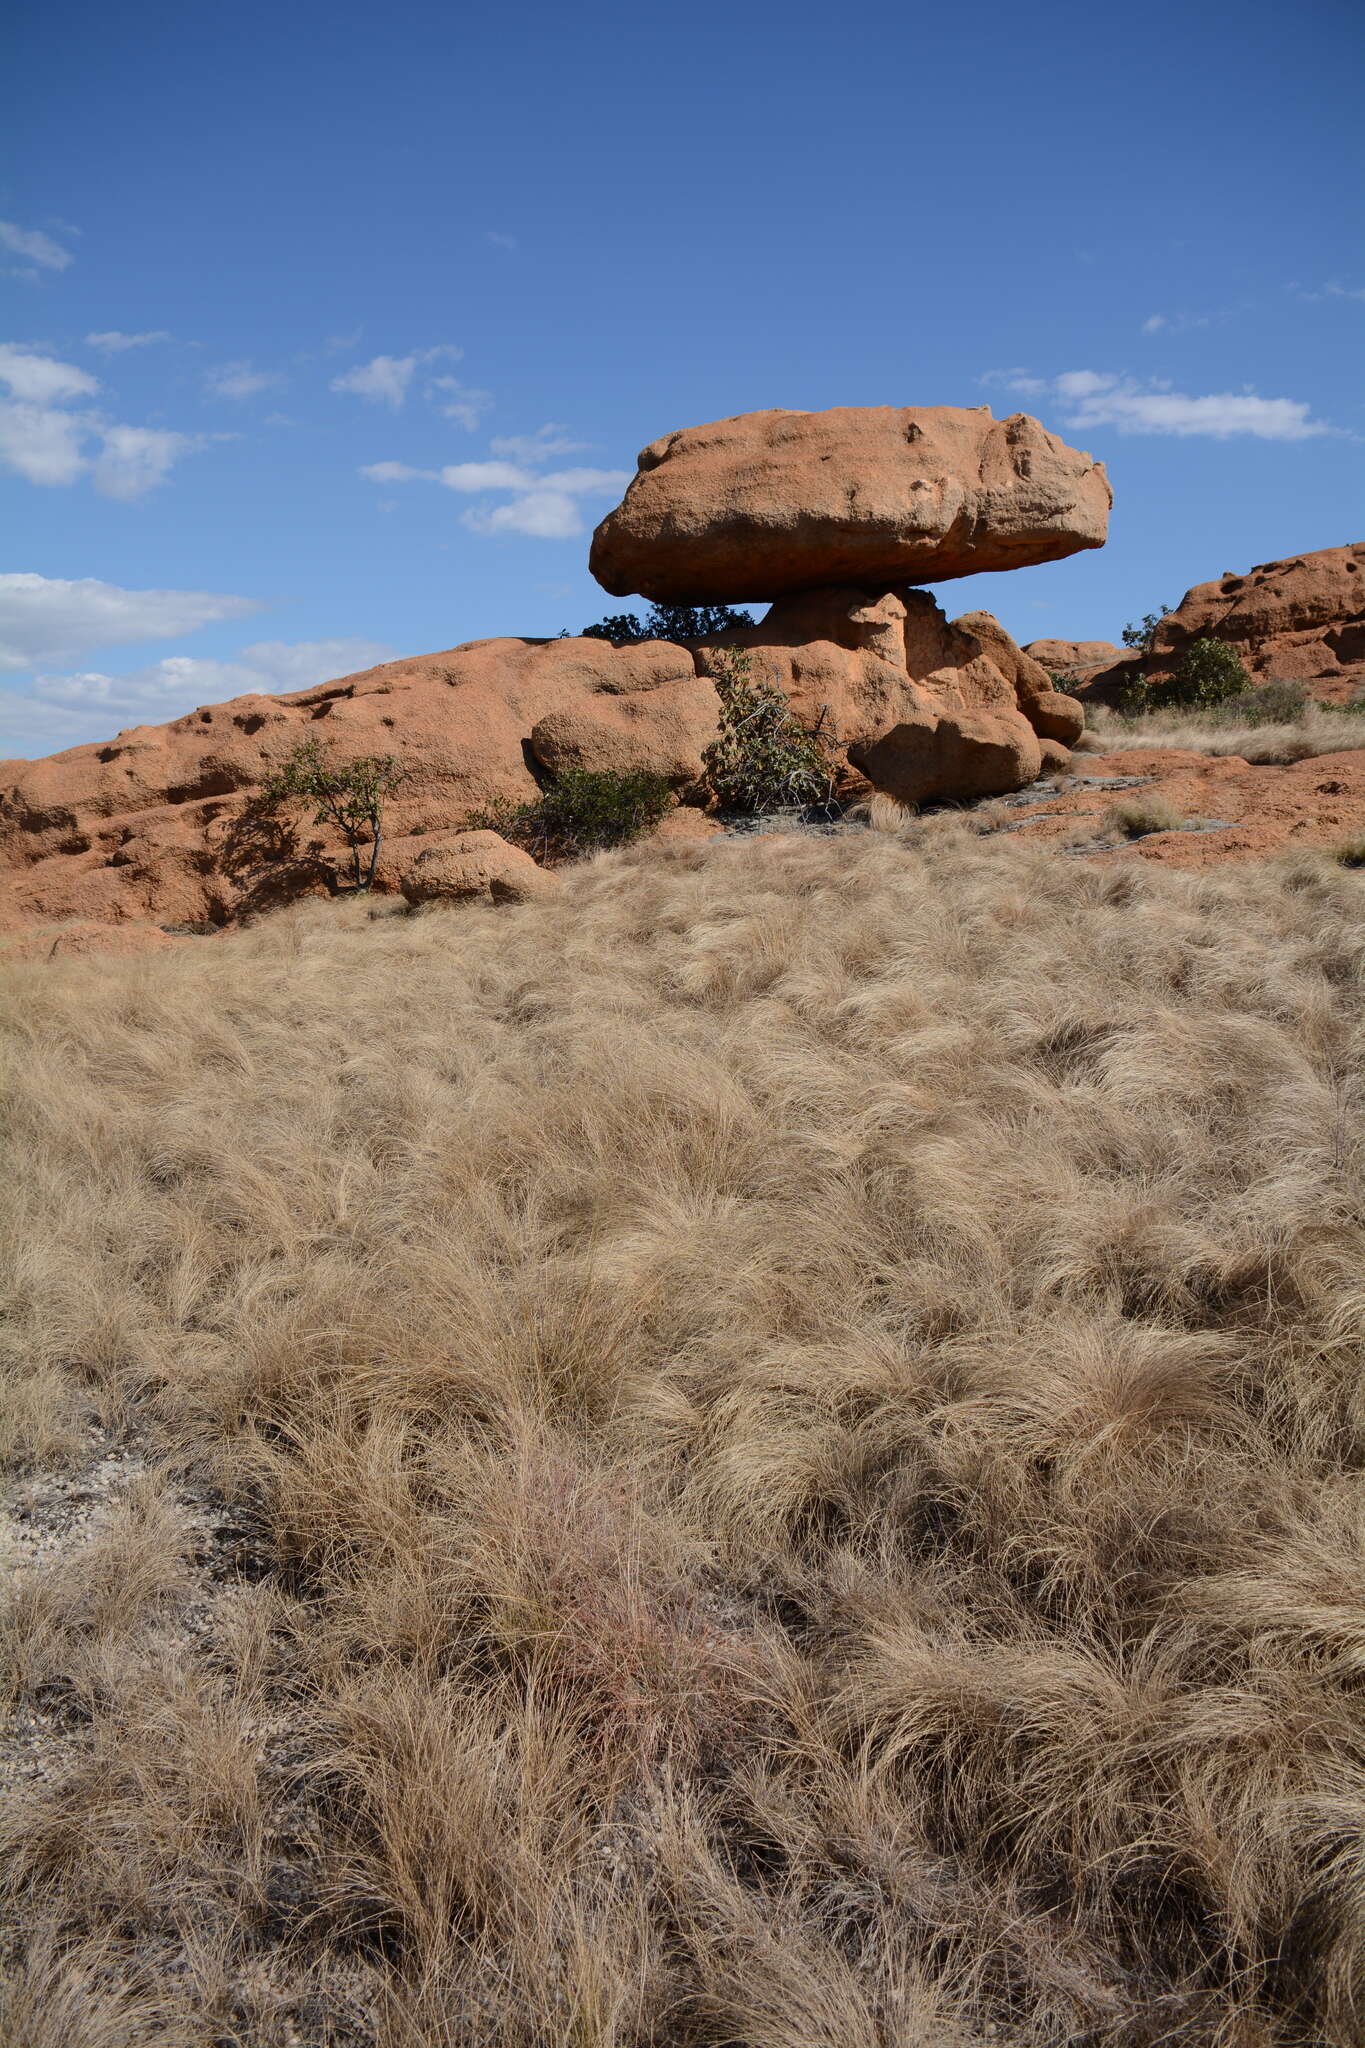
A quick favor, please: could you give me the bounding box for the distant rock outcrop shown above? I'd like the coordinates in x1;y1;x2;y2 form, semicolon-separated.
1066;545;1365;707
1024;638;1124;684
590;405;1112;604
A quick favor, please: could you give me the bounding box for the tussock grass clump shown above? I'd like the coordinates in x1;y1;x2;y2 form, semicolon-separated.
1084;698;1365;764
1101;792;1187;838
2;824;1364;2045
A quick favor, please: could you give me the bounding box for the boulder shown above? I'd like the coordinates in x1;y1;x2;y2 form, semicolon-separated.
400;831;560;908
1025;637;1124;681
851;706;1043;808
590;404;1112;603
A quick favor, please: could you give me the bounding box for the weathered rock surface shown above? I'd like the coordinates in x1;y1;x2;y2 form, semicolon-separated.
1025;638;1124;682
0;595;1075;936
696;586;1078;799
590;405;1112;603
400;831;560;907
1070;546;1365;707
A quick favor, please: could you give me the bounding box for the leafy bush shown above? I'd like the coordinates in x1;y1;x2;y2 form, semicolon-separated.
580;603;754;645
701;649;837;814
260;738;403;889
467;767;674;862
1149;637;1251;710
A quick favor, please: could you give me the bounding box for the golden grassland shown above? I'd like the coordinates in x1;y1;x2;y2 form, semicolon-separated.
1080;703;1365;764
2;817;1364;2047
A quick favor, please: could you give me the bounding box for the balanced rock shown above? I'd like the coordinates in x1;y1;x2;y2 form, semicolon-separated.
590;405;1112;603
400;831;560;907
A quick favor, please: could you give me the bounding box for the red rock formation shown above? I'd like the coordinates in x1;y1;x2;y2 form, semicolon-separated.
590;405;1111;603
1148;544;1365;699
0;596;1071;936
1024;638;1124;683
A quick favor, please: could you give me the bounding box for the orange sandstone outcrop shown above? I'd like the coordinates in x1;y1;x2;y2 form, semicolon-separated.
0;595;1074;934
590;405;1112;604
400;830;561;907
1066;545;1365;708
1024;638;1124;683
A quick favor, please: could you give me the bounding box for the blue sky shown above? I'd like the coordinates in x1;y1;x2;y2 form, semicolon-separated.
2;0;1361;758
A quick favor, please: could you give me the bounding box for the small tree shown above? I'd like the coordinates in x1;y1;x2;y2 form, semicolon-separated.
701;649;836;814
261;738;404;890
580;603;754;645
1122;606;1175;655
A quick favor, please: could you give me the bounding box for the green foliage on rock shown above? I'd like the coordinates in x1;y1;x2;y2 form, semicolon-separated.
701;649;837;814
579;602;755;646
261;738;404;889
1121;607;1175;655
467;767;675;862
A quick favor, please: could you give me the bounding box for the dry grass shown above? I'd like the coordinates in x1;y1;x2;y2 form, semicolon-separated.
1100;794;1188;840
1082;702;1365;763
3;820;1364;2046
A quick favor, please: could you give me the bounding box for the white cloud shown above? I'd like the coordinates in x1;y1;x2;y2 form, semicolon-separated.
439;459;537;491
463;491;582;539
0;402;90;486
2;636;393;757
0;572;261;672
359;460;437;484
330;345;461;408
0;221;74;272
486;231;518;252
427;374;494;429
204;360;282;400
31;638;393;714
360;453;627;539
92;425;203;500
0;347;204;496
982;367;1335;440
1140;310;1211;335
86;330;174;352
0;344;98;404
489;424;589;462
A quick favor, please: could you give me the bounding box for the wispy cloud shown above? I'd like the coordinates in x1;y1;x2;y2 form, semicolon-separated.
427;374;494;430
0;344;98;404
0;571;260;672
85;329;174;352
0;220;74;272
204;360;283;400
330;345;462;408
980;367;1336;440
359;453;628;539
485;231;518;252
1140;311;1212;335
0;344;206;496
490;424;590;462
1288;280;1365;305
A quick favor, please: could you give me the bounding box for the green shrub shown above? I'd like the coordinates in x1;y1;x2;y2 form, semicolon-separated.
701;649;837;814
580;603;754;645
260;738;404;889
467;767;674;862
1218;679;1310;726
1148;637;1251;711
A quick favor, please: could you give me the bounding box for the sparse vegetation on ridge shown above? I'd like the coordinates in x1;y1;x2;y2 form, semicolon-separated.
579;602;755;645
3;823;1364;2046
466;764;676;859
1083;696;1365;764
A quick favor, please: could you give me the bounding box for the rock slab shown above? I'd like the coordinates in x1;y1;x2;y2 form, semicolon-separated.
590;405;1112;603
